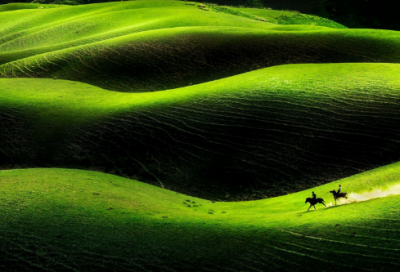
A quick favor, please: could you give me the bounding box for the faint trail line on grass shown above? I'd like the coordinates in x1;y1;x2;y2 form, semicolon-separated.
287;240;400;266
342;225;400;232
370;218;400;221
235;236;329;272
335;230;400;243
266;243;370;271
277;229;400;252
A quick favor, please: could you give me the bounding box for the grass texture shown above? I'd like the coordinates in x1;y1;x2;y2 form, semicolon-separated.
2;1;400;270
1;1;400;92
210;5;346;28
3;63;400;199
2;163;400;271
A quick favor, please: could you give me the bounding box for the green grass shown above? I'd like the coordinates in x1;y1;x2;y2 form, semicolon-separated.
1;163;400;271
0;3;63;12
210;5;347;28
0;1;319;55
3;63;400;199
2;1;400;270
2;1;399;92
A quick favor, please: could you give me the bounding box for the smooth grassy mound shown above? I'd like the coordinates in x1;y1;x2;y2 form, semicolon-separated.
0;3;62;12
1;1;400;92
3;63;400;200
212;5;346;28
1;164;400;271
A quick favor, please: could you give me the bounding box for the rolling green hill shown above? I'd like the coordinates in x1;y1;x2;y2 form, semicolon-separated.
3;63;400;200
210;5;345;28
2;2;400;200
9;1;400;93
1;164;400;271
3;1;400;270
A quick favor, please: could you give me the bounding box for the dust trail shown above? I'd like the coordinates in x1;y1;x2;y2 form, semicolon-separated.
326;184;400;207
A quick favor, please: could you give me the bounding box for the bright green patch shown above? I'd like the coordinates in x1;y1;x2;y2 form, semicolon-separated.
1;62;400;136
208;4;346;28
1;163;400;270
2;63;400;200
0;2;397;92
0;3;63;12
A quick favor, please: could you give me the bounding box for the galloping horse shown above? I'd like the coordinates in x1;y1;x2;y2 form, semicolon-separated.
305;197;326;211
329;190;347;205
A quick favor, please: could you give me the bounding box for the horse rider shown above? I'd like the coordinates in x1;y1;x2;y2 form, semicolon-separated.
337;185;342;195
312;191;316;200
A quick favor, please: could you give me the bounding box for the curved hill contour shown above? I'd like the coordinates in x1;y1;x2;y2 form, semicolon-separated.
2;63;400;199
3;2;400;269
1;1;400;92
1;164;400;271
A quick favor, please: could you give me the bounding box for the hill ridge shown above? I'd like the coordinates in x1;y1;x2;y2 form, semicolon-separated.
2;163;400;271
2;63;400;200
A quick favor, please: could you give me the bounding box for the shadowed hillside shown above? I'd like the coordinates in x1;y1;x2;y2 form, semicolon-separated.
4;26;400;93
1;2;399;93
3;2;400;270
0;1;351;92
2;0;400;31
2;164;400;271
2;2;400;200
3;64;400;200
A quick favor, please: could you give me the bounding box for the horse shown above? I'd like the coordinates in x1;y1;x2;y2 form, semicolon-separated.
305;197;326;211
329;190;347;205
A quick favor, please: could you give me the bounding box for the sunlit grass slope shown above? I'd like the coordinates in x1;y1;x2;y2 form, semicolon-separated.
2;164;400;271
2;63;400;200
212;5;346;28
0;3;62;12
1;1;400;92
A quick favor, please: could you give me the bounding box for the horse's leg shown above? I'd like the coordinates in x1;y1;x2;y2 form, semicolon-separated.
322;202;327;207
307;204;312;211
313;205;316;210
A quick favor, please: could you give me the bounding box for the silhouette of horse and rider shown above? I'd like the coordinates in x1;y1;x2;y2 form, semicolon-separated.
329;184;348;205
305;194;326;211
305;185;348;211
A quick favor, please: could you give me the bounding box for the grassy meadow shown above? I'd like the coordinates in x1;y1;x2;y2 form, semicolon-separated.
2;0;400;271
1;1;399;92
2;164;400;271
3;63;400;200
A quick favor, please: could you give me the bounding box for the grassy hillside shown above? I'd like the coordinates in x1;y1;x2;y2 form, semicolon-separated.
2;164;400;271
3;0;400;30
211;5;345;28
3;63;400;200
186;0;400;31
7;1;400;93
2;1;400;270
